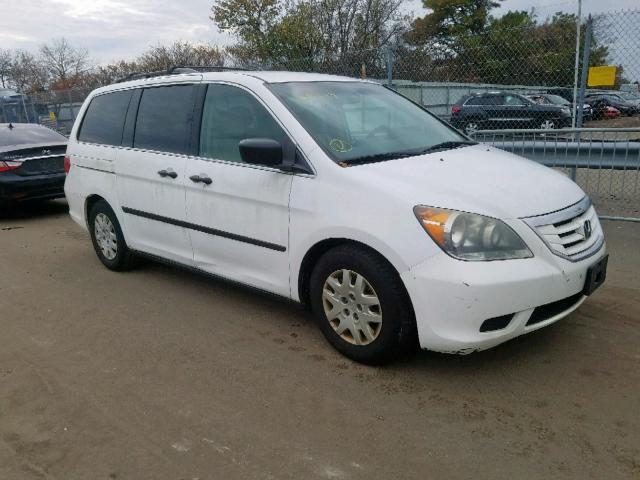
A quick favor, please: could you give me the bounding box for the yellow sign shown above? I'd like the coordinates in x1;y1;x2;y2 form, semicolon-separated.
588;66;617;87
49;111;56;121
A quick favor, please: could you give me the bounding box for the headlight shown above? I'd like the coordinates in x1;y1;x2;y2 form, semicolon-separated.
561;107;571;115
413;206;533;261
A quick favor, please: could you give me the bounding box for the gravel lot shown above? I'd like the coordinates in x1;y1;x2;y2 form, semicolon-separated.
1;200;639;480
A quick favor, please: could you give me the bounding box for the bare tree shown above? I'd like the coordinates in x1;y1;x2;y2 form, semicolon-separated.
39;38;90;89
82;60;139;88
10;50;49;93
137;41;225;71
0;49;13;88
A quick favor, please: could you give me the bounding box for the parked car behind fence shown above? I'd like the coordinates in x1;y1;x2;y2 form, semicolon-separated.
526;93;593;122
585;92;639;118
450;91;572;135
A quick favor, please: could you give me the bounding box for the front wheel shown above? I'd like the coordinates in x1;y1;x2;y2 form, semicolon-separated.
309;245;417;364
88;200;136;271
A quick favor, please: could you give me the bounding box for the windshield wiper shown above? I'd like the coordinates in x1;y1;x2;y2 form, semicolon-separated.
414;140;478;154
342;141;477;166
342;150;421;165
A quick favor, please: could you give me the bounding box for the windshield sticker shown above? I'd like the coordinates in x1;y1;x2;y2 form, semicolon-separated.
329;138;352;153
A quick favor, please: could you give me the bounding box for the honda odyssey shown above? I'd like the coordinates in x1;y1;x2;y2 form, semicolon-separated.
64;71;607;363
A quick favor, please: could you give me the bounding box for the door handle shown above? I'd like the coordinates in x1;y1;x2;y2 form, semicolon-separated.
189;174;212;185
158;169;178;179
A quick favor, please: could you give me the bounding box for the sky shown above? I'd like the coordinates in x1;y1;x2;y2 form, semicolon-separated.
0;0;638;65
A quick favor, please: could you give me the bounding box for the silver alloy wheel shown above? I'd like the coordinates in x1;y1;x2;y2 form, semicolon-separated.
94;213;118;260
464;122;479;135
540;119;555;129
322;269;383;346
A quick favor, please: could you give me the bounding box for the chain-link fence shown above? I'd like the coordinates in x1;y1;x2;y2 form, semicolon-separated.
0;86;93;135
2;7;638;217
471;128;640;220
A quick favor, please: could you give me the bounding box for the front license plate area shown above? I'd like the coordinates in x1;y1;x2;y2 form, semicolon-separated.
583;254;608;296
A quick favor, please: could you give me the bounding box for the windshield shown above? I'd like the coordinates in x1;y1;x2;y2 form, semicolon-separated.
269;81;468;164
545;94;570;106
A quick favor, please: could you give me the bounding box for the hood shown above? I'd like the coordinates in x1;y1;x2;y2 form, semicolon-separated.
352;144;585;219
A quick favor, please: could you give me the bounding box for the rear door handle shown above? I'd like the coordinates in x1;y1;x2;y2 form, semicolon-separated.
189;174;212;185
158;169;178;179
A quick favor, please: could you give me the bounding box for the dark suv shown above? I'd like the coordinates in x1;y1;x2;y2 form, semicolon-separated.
450;92;572;134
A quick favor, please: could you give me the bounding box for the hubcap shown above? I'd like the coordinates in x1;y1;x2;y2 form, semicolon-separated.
541;120;555;129
322;269;382;346
465;122;479;135
94;213;118;260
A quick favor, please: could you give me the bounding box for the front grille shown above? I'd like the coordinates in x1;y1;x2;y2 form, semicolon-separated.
526;292;584;326
523;198;604;261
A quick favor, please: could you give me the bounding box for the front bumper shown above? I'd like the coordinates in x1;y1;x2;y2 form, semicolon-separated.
401;240;607;354
0;172;66;204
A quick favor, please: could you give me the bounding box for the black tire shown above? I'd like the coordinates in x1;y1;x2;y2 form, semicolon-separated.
309;244;417;364
88;200;136;271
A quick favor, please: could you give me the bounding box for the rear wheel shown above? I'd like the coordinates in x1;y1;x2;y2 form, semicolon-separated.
540;119;556;129
88;200;136;271
309;244;417;364
464;121;480;135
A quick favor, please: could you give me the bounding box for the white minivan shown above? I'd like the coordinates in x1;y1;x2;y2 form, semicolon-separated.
64;71;608;363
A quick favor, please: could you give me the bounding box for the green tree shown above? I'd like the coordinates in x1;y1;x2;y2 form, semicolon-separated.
406;0;502;48
211;0;407;67
401;9;611;87
211;0;283;62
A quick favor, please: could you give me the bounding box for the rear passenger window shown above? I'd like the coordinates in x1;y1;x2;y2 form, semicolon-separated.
504;95;526;106
199;84;288;163
78;90;133;146
134;85;196;154
466;96;496;106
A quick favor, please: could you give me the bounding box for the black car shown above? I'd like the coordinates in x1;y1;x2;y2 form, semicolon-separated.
0;123;68;207
450;92;572;134
526;93;593;122
585;93;638;118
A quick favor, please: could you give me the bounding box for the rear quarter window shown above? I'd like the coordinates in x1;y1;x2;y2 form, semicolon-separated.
134;84;197;154
78;90;133;146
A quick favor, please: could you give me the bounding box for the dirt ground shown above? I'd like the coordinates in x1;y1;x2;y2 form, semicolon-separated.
1;200;639;480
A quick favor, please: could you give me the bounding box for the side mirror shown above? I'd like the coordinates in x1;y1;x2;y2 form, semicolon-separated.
239;138;283;167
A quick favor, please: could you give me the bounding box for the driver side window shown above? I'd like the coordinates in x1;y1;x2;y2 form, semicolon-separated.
199;84;288;163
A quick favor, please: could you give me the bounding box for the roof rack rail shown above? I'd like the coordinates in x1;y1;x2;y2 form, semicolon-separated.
176;65;252;72
115;65;251;83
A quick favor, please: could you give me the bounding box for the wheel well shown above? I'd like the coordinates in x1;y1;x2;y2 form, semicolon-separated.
84;194;106;227
297;238;401;307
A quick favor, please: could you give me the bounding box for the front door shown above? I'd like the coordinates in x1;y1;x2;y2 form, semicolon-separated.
184;83;293;296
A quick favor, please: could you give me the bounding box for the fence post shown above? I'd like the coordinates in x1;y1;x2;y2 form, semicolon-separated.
576;16;593;129
571;0;582;128
20;94;29;123
30;99;38;124
386;44;393;88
